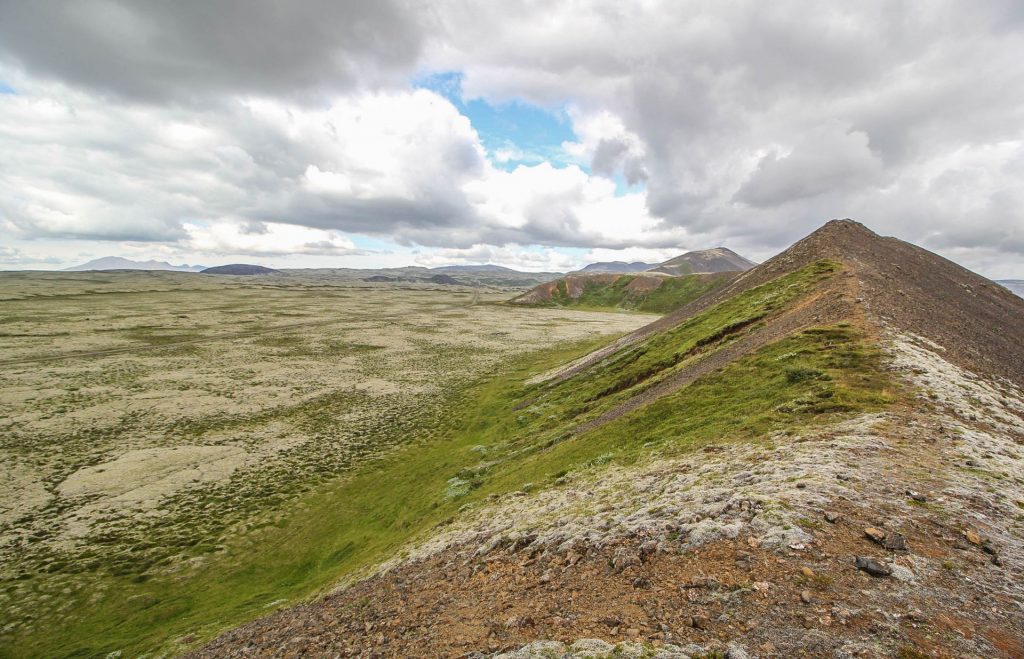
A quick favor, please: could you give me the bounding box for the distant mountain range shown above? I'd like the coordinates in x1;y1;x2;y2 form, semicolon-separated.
65;257;205;272
431;264;520;273
578;261;653;273
576;247;757;275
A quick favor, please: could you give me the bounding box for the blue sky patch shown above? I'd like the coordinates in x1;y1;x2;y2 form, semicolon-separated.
0;81;16;95
414;71;579;171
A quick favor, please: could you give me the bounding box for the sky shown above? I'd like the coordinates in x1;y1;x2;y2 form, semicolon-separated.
0;1;1022;276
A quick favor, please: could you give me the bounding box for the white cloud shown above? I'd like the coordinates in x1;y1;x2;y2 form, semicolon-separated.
413;244;580;272
580;246;683;265
183;221;362;257
0;75;666;254
0;245;62;267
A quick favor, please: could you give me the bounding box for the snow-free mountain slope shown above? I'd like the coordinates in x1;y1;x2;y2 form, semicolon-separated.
194;220;1024;658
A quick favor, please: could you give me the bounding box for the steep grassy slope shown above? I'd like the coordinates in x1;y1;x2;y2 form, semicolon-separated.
510;272;735;313
191;221;1024;658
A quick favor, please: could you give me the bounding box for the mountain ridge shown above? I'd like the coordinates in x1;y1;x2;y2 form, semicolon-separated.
65;256;205;272
575;248;757;275
647;246;757;275
578;261;654;273
193;219;1024;658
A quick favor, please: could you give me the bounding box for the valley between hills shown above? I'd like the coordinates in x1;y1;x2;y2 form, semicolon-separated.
2;220;1024;658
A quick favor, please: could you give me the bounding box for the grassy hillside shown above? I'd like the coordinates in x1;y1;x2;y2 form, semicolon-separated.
512;272;735;314
6;261;895;657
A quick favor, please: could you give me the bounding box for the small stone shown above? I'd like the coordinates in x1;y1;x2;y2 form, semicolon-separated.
504;616;534;629
906;490;928;503
611;548;642;573
626;628;640;639
981;541;998;556
684;576;720;590
800;590;813;604
864;527;886;545
539;571;553;585
824;511;840;523
953;538;971;551
964;530;982;545
801;566;815;578
796;482;807;489
746;536;761;548
855;556;892;577
884;532;908;552
689;614;708;630
632;576;651;589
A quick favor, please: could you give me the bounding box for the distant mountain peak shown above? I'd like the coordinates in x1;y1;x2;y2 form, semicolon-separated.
648;248;756;275
201;264;280;275
65;256;205;272
578;261;653;273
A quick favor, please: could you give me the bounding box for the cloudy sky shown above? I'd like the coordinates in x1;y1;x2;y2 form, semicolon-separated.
1;1;1022;275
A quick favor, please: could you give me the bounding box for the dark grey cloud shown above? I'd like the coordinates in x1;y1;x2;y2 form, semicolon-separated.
0;0;425;102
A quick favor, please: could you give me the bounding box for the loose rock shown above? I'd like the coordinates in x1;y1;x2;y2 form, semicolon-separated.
855;556;892;577
883;532;908;552
906;490;928;503
864;527;886;545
